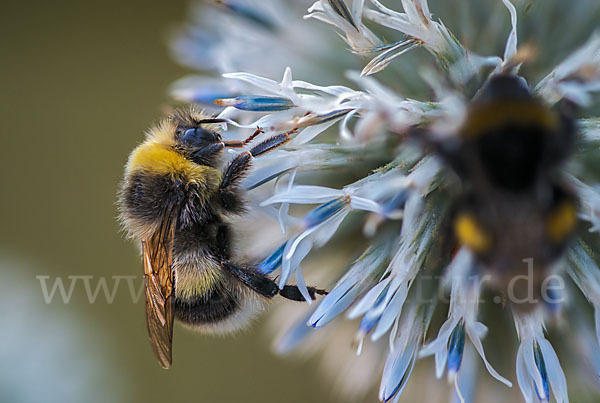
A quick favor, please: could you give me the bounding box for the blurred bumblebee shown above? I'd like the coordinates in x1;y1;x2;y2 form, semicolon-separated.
118;107;325;368
427;74;578;309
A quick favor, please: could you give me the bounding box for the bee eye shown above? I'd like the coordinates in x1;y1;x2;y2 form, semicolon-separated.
180;128;217;145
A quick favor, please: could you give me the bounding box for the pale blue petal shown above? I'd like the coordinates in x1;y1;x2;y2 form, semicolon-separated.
290;118;342;145
304;198;348;229
291;80;356;97
276;169;297;234
517;343;536;403
595;306;600;347
295;265;312;303
339;109;358;140
420;317;458;358
347;277;391;319
309;243;389;326
372;283;408;341
311;209;350;247
309;269;361;326
277;202;290;234
280;237;313;288
309;286;362;327
435;346;449;380
523;340;547;402
285;226;318;260
350;196;383;214
533;342;550;402
223;71;282;94
261;186;343;206
380;345;417;402
500;0;518;61
243;157;296;190
421;317;460;379
467;326;512;387
469;321;487;339
538;339;569;403
451;346;477;403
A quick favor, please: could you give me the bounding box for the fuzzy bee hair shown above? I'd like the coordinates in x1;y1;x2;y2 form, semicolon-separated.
118;107;324;368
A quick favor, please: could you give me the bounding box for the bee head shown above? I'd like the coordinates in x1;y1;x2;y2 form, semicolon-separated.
174;123;225;167
169;108;228;166
175;126;222;149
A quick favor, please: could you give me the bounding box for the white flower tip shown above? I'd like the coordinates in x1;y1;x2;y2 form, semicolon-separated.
353;331;366;356
447;369;457;385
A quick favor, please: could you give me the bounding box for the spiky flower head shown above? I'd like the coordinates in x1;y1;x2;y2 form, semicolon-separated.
168;0;600;401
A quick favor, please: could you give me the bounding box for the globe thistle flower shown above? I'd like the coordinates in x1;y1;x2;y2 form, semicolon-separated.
167;0;600;401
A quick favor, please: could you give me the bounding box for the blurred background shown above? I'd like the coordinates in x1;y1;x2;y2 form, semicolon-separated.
0;1;340;402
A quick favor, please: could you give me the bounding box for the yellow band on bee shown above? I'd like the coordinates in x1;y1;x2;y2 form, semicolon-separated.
175;262;223;300
461;100;559;138
128;142;221;186
454;213;492;253
128;143;194;175
547;202;577;242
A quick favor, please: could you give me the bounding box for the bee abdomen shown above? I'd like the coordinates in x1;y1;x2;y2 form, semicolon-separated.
173;278;263;334
174;289;239;325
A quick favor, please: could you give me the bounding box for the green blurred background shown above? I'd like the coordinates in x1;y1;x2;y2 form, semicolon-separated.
0;1;338;402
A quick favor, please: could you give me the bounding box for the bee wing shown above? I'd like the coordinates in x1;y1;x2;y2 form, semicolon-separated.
142;212;176;369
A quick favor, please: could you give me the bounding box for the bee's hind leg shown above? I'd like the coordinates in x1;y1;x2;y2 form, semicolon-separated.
222;261;279;298
279;285;328;301
222;261;326;301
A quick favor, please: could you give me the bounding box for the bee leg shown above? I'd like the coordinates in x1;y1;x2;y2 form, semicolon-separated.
220;129;295;189
248;130;294;158
221;127;264;148
220;152;252;191
219;152;252;212
190;142;225;166
279;285;328;301
222;262;327;301
219;130;294;212
220;129;294;190
222;261;279;298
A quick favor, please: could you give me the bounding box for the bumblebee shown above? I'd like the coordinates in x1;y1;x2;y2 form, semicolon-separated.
431;74;578;309
118;107;325;368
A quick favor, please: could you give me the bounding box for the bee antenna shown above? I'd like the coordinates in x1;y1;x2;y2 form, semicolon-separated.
196;118;229;124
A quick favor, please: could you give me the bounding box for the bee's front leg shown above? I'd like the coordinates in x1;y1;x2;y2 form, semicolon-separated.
218;131;294;213
190;142;224;166
218;151;252;213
